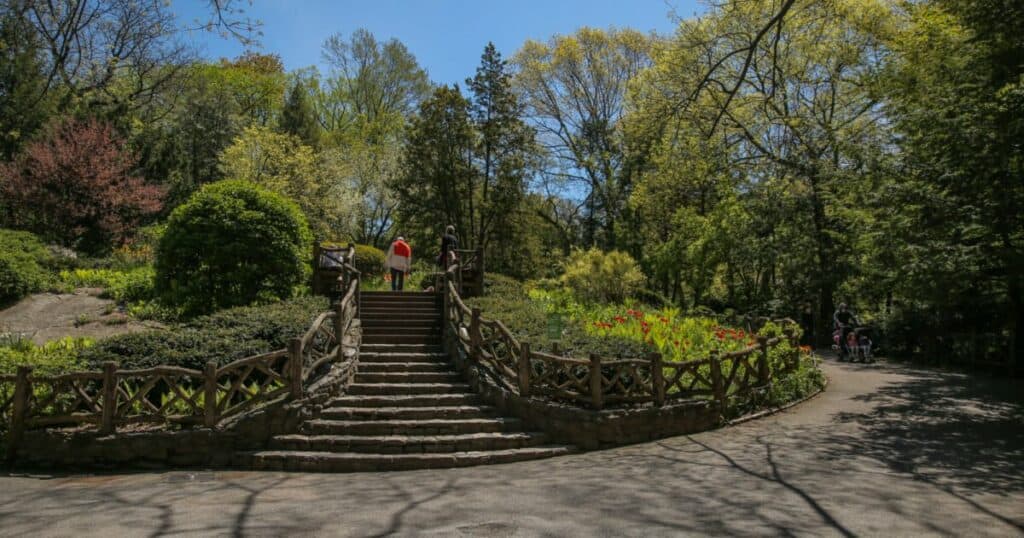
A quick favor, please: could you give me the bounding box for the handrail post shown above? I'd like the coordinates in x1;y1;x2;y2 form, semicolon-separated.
204;361;219;427
710;351;726;414
354;273;361;318
6;366;32;464
650;352;664;407
441;272;451;354
470;308;482;357
334;299;345;357
783;327;796;371
518;342;531;397
757;336;770;386
99;362;118;435
589;354;603;410
289;337;304;400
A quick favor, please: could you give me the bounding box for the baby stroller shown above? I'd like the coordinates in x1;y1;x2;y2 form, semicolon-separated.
833;327;875;363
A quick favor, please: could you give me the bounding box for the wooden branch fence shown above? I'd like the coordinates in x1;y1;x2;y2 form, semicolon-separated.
1;269;361;461
442;268;802;411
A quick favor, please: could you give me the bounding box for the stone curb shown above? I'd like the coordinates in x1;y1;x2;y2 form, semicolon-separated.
724;372;830;427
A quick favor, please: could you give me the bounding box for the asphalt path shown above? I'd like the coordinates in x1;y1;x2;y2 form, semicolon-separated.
2;358;1021;537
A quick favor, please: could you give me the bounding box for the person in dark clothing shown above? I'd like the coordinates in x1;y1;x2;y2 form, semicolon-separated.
833;303;860;360
439;225;458;268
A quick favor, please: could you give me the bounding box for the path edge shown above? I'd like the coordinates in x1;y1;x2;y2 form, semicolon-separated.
725;370;830;427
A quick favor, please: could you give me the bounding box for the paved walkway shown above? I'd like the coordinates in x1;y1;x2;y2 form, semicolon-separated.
1;359;1022;537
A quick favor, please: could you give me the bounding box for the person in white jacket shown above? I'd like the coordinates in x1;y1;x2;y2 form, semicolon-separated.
385;236;412;291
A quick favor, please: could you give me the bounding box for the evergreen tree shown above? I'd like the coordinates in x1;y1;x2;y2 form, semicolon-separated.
279;79;321;148
465;42;534;257
395;85;476;249
0;5;53;160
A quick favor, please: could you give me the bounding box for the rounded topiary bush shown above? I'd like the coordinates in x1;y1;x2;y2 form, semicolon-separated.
351;244;386;276
560;248;644;304
155;180;313;315
0;229;53;303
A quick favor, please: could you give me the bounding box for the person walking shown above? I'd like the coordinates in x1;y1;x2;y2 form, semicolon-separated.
385;236;412;291
438;225;458;268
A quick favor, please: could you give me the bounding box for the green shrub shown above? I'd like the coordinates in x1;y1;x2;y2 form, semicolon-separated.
351;244;386;276
0;229;53;303
79;296;328;371
468;273;648;358
0;336;91;375
560;248;644;304
58;266;156;302
155;180;313;315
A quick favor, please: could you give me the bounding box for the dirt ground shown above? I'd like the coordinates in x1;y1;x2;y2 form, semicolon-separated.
0;289;164;344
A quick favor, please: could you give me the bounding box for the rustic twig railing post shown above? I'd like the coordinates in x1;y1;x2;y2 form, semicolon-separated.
204;361;219;427
518;342;531;397
650;352;664;406
334;299;345;357
354;273;361;318
589;354;603;410
289;337;304;399
710;351;726;413
783;327;797;371
441;272;451;354
6;366;31;463
99;362;118;435
757;336;770;386
470;308;482;357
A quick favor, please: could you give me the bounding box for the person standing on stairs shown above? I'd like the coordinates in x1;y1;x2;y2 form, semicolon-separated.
438;225;458;268
386;236;412;291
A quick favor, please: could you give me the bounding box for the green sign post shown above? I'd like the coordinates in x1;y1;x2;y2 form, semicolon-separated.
546;312;564;341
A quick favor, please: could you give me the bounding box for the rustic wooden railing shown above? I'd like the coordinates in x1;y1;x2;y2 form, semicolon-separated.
1;270;361;461
442;268;802;411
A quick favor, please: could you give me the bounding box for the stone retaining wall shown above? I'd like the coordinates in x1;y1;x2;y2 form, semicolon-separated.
448;344;722;450
10;323;360;470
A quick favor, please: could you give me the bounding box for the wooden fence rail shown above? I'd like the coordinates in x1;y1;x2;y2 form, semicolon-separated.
2;267;361;461
442;268;802;411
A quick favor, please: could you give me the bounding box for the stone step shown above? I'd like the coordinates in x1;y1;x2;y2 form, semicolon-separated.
361;343;442;354
320;405;495;420
358;353;447;364
358;362;453;373
247;446;575;472
361;306;441;315
328;393;483;408
347;382;471;396
304;418;523;436
363;334;441;345
361;297;440;305
360;314;442;324
362;291;439;298
355;371;462;384
269;432;547;454
361;326;439;335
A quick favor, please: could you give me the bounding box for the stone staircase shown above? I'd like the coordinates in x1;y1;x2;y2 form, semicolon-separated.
248;290;572;472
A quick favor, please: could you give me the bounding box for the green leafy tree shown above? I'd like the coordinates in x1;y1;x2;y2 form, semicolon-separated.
155;180;313;315
513;27;653;249
876;0;1024;362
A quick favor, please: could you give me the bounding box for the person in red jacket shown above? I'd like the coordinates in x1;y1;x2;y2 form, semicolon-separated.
385;236;412;291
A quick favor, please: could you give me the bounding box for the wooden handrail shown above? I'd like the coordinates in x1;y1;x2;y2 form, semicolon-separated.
443;266;809;410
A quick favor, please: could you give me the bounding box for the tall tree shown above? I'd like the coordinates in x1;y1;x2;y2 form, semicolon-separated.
465;42;534;257
513;27;653;249
318;28;431;139
0;3;53;161
279;79;321;148
395;85;476;250
879;0;1024;364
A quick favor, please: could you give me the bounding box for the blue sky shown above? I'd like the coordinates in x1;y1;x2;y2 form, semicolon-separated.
175;0;705;84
